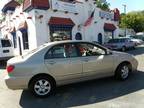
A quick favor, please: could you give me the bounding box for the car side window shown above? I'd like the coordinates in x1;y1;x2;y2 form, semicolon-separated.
64;44;78;58
76;43;106;57
45;45;66;59
45;43;78;59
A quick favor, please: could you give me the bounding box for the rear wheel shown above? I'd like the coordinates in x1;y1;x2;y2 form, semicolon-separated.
115;63;131;80
121;46;126;52
29;76;55;98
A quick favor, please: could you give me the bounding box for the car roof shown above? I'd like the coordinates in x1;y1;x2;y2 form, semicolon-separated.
44;40;95;46
110;38;129;40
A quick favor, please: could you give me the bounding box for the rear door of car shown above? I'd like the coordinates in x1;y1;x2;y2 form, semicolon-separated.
76;42;115;79
44;43;83;81
1;39;14;58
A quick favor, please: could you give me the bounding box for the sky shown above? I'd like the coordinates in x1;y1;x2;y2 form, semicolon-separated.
0;0;144;13
107;0;144;13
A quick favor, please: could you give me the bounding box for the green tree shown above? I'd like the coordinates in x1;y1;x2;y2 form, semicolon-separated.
95;0;110;11
16;0;23;4
120;11;144;33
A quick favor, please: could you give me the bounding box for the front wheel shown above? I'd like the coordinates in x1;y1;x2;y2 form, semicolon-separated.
115;63;131;80
29;76;55;98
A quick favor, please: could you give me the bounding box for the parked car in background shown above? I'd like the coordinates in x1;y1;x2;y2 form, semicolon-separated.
104;38;135;51
5;40;138;97
0;38;14;61
130;35;144;41
130;38;143;46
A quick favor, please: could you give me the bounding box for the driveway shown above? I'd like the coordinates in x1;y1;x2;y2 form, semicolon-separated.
0;46;144;108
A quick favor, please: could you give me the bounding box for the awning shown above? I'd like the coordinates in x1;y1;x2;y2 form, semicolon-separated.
104;23;116;31
2;1;20;13
18;21;28;32
48;17;75;26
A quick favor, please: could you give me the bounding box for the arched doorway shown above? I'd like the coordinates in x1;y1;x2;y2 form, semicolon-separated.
75;32;82;40
98;33;103;44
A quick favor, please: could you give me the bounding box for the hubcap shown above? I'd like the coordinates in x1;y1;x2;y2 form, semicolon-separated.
122;47;125;51
34;79;51;96
121;65;129;79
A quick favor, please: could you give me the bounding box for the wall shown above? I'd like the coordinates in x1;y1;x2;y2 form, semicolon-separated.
0;0;119;56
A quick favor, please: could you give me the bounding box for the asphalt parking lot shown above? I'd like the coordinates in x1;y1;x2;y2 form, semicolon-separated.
0;46;144;108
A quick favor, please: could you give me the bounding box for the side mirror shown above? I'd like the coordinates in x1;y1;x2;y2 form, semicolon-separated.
106;50;112;55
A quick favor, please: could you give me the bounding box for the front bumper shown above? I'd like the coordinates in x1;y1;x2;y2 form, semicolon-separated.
5;75;30;90
131;58;138;72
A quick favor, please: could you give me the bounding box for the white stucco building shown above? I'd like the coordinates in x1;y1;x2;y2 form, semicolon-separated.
119;28;136;36
0;0;120;55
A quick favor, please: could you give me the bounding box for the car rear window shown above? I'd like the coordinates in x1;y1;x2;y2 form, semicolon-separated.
1;40;11;47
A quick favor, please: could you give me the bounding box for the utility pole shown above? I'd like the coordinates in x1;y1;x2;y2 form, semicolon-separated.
123;4;127;37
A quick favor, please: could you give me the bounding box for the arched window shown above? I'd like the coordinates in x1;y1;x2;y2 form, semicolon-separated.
98;33;103;44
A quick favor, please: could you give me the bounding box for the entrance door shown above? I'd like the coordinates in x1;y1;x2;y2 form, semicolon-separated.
98;33;103;44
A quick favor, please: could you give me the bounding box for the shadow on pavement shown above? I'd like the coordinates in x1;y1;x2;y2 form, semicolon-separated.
127;45;144;56
0;61;6;69
19;70;144;108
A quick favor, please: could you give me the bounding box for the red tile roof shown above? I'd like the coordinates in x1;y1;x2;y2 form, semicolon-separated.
48;17;75;26
23;0;49;11
2;1;20;13
104;23;116;31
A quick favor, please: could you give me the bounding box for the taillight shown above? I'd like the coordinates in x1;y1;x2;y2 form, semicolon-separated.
6;65;15;73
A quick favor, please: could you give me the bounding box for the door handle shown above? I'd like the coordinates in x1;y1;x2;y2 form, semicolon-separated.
48;61;56;65
82;59;89;62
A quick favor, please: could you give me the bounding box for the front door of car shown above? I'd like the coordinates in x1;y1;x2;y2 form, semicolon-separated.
76;43;114;78
44;43;82;81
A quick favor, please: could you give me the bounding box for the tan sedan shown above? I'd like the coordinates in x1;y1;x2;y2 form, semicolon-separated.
5;41;138;97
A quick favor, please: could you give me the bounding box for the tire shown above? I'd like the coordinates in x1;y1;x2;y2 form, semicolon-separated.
121;46;126;52
115;63;131;80
132;46;136;50
29;76;56;98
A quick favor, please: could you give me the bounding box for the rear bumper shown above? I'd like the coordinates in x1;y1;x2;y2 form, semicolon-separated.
0;56;14;61
5;75;30;90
